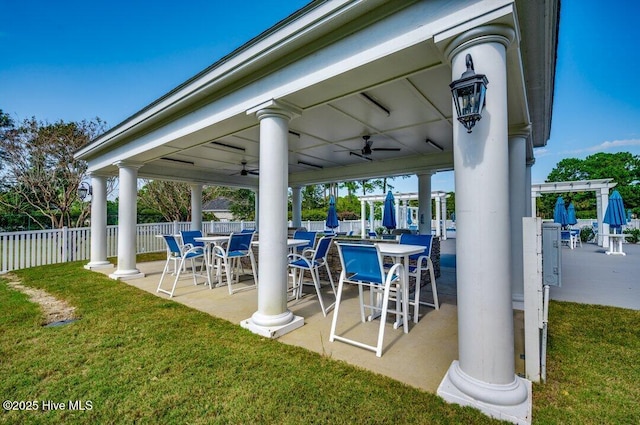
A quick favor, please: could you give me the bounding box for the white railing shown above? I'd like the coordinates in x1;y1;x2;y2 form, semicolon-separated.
0;220;347;272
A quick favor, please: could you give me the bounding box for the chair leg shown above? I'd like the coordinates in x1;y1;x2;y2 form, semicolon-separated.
156;258;172;294
329;274;346;343
413;269;422;324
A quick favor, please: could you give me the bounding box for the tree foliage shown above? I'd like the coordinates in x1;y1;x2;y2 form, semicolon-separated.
0;113;107;229
540;152;640;218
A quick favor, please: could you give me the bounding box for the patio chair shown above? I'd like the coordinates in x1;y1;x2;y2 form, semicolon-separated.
395;233;439;323
212;231;258;294
157;235;207;298
287;235;336;316
181;230;205;249
292;230;317;255
330;242;408;357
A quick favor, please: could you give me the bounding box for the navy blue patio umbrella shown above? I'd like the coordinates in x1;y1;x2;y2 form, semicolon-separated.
553;196;568;227
325;195;339;229
382;191;397;230
567;202;578;226
604;190;626;234
407;208;413;226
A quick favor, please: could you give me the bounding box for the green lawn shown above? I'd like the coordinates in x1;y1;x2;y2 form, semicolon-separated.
1;260;638;424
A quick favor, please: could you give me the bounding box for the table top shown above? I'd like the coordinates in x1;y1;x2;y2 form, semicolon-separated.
195;235;230;243
251;239;309;248
375;242;425;257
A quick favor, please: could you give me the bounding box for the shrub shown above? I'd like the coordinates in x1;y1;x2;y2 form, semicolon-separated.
623;228;640;244
580;226;595;243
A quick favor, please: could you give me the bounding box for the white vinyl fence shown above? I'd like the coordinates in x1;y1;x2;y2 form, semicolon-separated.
0;220;365;273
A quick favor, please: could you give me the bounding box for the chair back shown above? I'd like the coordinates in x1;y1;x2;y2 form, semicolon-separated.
313;235;334;261
292;230;317;252
227;232;254;254
163;235;182;256
335;242;385;284
240;229;255;234
181;230;204;247
399;234;432;261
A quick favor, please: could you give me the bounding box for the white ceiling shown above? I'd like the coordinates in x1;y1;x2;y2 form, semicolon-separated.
78;0;558;190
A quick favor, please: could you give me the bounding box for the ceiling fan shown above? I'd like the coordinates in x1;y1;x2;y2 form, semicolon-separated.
232;161;259;176
349;135;400;161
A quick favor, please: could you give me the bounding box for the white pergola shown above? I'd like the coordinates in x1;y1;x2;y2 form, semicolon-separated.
75;1;559;422
531;179;617;246
357;191;450;238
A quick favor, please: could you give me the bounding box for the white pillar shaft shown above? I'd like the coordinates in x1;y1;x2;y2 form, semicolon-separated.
600;189;609;247
190;184;203;231
369;202;375;232
435;197;441;237
254;189;259;231
360;200;366;238
87;175;110;268
418;174;432;235
110;162;143;279
452;41;515;385
291;186;302;228
441;196;448;240
253;107;293;327
525;163;533;217
509;135;527;304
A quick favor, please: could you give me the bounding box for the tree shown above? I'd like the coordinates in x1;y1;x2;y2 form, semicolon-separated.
542;152;640;218
0;115;107;229
214;187;256;220
137;180;193;222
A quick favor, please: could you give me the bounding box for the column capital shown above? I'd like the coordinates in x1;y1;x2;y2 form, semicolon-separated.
509;124;532;139
87;171;111;178
247;99;302;121
417;170;435;177
445;24;516;63
526;158;536;167
113;160;144;170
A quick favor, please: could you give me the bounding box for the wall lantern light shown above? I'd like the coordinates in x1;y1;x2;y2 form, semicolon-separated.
78;182;92;201
449;54;488;133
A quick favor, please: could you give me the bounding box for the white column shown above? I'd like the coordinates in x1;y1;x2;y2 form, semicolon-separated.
438;26;530;422
418;173;433;235
525;160;534;217
441;195;448;240
395;197;400;229
360;200;366;238
85;173;112;269
434;196;442;238
242;100;303;338
509;128;530;307
369;201;375;233
599;188;609;247
109;161;145;280
291;186;302;228
190;183;203;231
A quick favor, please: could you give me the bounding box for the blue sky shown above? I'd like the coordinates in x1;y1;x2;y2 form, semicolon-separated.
2;1;639;194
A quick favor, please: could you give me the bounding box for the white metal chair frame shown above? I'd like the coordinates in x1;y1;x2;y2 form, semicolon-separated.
212;232;258;294
330;242;408;357
397;234;439;323
157;235;206;298
287;235;336;316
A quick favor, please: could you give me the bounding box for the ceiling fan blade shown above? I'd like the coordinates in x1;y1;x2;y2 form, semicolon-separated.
372;147;401;151
247;170;259;175
349;151;373;161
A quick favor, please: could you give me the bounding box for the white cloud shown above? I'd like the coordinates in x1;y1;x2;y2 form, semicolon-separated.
588;138;640;152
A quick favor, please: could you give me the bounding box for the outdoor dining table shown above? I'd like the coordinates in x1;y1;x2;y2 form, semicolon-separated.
195;235;231;288
604;233;630;256
251;239;314;300
373;242;425;327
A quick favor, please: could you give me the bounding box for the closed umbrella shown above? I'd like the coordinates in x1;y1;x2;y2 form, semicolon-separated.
553;196;568;227
604;190;626;234
407;208;413;226
567;202;578;226
325;195;339;229
382;191;396;230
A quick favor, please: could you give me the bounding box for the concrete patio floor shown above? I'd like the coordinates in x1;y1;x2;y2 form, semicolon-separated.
91;233;638;394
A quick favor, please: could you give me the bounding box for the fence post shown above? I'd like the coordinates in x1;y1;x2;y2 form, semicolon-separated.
173;221;179;235
61;227;68;263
